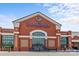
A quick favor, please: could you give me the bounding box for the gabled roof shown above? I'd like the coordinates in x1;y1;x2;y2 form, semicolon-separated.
13;12;61;26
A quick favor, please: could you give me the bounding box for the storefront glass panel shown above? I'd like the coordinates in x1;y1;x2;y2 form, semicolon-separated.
60;37;68;49
2;35;14;48
32;32;45;51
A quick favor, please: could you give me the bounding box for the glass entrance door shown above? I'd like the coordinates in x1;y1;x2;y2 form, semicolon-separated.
32;32;45;51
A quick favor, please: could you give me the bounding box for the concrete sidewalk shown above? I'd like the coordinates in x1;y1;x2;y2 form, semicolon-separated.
0;51;79;56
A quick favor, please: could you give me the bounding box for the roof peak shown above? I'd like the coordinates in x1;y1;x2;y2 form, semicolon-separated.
13;12;61;28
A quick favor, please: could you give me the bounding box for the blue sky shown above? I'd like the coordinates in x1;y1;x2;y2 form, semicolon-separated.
0;3;79;31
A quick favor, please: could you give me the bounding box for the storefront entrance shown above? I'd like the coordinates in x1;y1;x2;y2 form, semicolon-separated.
31;30;46;51
60;37;68;50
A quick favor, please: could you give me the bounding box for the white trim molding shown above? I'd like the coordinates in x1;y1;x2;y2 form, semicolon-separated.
14;32;19;34
72;40;79;42
19;35;57;39
61;35;72;37
1;33;14;35
30;30;47;39
19;35;30;38
19;30;57;39
47;36;56;38
13;22;20;27
56;25;61;30
56;33;61;35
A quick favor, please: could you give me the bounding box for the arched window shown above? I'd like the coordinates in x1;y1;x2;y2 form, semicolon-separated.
30;30;47;50
32;31;45;45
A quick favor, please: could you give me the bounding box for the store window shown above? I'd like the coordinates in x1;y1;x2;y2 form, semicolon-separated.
32;32;45;45
32;32;45;51
60;37;68;49
2;35;14;48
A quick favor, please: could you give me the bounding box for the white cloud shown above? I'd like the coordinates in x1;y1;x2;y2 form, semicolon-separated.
59;17;79;25
0;14;16;28
43;3;79;31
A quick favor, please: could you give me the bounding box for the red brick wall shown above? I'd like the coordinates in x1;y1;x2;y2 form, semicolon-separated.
19;15;57;36
19;38;31;51
14;27;19;51
17;15;59;50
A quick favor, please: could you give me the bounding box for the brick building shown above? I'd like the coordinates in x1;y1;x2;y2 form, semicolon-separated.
0;12;79;51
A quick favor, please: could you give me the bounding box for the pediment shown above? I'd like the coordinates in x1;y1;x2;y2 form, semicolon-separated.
13;12;61;29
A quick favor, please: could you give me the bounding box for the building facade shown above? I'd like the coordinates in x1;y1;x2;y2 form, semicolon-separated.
0;12;79;51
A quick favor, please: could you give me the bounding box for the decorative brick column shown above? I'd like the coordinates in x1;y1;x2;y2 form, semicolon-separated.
29;39;32;49
56;29;61;49
68;31;72;49
14;27;19;51
0;27;2;50
45;39;47;48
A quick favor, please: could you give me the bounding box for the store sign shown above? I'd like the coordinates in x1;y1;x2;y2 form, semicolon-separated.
27;22;48;27
27;16;49;27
